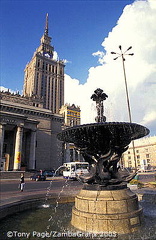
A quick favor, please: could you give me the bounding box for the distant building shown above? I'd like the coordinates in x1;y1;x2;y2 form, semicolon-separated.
59;104;82;163
60;103;81;127
23;14;65;114
122;136;156;169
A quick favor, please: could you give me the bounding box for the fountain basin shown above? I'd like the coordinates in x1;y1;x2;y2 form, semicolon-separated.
57;122;149;153
58;122;149;186
0;191;156;240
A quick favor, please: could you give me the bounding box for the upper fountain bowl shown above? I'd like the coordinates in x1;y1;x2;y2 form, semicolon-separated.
57;122;149;154
57;89;150;187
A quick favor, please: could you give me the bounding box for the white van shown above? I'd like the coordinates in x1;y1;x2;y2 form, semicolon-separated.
63;162;89;180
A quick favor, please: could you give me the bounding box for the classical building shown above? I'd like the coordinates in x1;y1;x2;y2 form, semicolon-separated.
122;136;156;169
59;104;82;163
23;14;65;114
0;91;64;171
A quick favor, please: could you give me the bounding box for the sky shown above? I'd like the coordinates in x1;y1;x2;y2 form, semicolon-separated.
1;0;156;136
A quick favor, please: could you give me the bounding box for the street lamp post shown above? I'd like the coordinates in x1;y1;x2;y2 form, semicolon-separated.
111;45;137;170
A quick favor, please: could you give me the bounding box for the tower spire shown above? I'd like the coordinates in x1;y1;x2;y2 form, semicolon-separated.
44;13;49;35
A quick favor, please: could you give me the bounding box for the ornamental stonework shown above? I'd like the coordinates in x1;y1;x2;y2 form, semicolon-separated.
0;91;43;107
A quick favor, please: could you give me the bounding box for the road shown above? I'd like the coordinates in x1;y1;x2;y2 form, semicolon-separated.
1;172;155;193
0;177;83;206
1;177;72;191
0;172;155;206
137;172;156;182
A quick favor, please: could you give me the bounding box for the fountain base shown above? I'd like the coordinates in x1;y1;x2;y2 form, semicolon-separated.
71;186;142;234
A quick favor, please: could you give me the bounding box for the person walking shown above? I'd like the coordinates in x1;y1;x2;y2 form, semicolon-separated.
20;173;25;192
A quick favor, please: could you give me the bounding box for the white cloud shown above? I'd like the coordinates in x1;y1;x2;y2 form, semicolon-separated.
53;51;70;65
141;111;156;126
63;59;71;64
65;0;156;135
0;86;17;94
53;51;58;60
92;51;105;64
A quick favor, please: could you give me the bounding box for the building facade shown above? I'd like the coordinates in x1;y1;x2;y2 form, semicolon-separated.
122;136;156;170
59;104;82;163
23;14;65;114
59;103;81;127
0;91;64;171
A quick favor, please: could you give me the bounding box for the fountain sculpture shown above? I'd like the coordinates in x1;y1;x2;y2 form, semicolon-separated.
57;88;150;234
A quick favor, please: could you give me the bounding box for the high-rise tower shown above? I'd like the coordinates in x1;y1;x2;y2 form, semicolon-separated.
23;14;65;113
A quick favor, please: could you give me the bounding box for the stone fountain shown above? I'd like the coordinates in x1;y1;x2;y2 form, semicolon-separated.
57;88;150;234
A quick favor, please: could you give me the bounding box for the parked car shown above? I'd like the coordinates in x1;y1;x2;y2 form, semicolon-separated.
30;173;46;181
43;170;55;177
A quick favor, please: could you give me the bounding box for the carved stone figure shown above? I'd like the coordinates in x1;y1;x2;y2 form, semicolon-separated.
91;88;108;123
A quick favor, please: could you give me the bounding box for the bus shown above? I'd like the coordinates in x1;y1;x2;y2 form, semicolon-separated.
63;162;89;180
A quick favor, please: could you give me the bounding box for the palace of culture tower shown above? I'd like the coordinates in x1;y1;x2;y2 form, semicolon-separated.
23;14;65;114
0;14;66;171
0;14;83;171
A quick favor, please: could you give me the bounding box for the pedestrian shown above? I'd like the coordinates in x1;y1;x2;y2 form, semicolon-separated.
20;173;25;192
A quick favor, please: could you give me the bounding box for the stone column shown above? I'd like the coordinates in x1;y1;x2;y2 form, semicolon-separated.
0;124;5;162
13;126;23;171
5;153;10;171
28;130;37;170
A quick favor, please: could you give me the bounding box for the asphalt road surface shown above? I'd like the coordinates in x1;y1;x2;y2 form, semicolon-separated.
137;172;156;182
1;172;155;194
0;177;83;193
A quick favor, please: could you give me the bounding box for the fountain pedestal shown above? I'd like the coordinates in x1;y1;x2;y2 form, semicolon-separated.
71;185;142;234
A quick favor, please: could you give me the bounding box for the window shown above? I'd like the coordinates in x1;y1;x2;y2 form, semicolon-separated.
37;59;40;68
137;155;140;159
128;151;130;154
136;150;139;153
49;65;51;72
70;120;74;126
52;66;54;73
60;69;62;75
146;154;150;158
128;156;131;160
